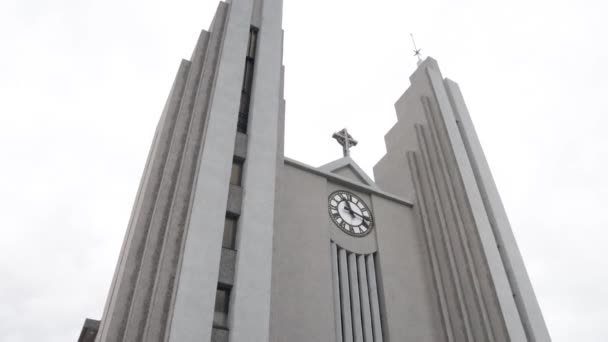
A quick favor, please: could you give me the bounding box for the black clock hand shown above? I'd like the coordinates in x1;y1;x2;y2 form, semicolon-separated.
349;210;368;220
345;201;356;218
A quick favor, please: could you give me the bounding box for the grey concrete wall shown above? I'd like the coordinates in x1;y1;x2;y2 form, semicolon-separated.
168;0;256;340
427;65;525;341
333;166;368;184
142;27;215;340
229;0;285;340
373;194;445;342
374;57;551;342
97;3;243;341
127;21;217;341
376;59;516;341
95;57;191;342
270;164;336;342
270;161;431;341
445;79;551;342
226;185;243;216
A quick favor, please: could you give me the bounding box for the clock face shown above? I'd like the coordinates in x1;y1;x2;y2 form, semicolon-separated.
328;191;374;236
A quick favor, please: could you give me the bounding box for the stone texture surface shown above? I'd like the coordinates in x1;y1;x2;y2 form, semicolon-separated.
95;58;191;342
218;248;236;286
211;328;229;342
233;132;248;161
226;185;242;216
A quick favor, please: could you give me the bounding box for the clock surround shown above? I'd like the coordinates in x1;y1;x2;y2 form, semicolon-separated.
328;190;374;237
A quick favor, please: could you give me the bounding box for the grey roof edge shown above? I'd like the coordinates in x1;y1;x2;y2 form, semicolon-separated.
284;157;413;207
318;156;379;189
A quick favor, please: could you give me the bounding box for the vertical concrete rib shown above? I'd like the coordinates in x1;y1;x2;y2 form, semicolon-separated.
348;253;364;342
339;248;354;342
95;68;166;340
422;95;494;342
426;68;528;342
229;0;284;340
97;59;191;342
416;124;474;341
332;243;344;342
145;5;229;340
168;0;255;340
444;79;551;342
422;97;495;342
122;23;217;341
357;255;373;342
144;5;228;339
365;254;383;342
408;151;453;342
126;24;217;342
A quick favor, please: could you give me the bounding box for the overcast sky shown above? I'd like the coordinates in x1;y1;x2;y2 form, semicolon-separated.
1;0;607;341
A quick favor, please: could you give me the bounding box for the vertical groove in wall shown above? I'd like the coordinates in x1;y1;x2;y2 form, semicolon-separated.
408;151;453;342
424;118;486;341
357;255;373;342
142;29;211;339
348;253;364;342
123;30;201;338
135;27;211;341
333;244;384;342
104;60;192;342
439;84;513;341
332;243;344;342
422;96;496;342
339;248;354;342
366;254;383;342
416;124;474;341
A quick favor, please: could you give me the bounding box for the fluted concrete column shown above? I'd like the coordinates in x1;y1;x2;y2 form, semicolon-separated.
168;1;256;341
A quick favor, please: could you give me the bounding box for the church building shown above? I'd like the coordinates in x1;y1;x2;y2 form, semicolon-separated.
79;0;551;341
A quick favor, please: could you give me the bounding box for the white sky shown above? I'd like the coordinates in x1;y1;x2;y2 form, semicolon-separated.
0;0;606;341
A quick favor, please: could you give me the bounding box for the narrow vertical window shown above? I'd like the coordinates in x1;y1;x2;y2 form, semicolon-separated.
213;286;231;329
237;27;259;134
223;216;238;250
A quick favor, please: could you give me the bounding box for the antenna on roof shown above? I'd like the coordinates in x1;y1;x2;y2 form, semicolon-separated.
410;33;423;66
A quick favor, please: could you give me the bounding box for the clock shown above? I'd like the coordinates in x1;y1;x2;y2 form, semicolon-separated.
328;190;374;236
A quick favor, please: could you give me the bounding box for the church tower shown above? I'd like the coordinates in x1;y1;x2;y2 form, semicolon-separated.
90;0;284;341
79;1;551;342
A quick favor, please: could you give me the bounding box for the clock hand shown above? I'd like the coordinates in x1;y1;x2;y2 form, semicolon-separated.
349;210;368;220
345;201;356;218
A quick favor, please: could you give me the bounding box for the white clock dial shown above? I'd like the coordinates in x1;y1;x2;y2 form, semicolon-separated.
328;191;374;236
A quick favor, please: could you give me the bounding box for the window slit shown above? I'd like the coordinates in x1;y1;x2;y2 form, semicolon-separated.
237;27;259;134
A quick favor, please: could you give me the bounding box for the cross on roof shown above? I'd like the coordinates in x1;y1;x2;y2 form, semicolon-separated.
410;33;423;65
332;128;358;157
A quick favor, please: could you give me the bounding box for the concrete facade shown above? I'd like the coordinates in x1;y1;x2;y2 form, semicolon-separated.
82;1;551;341
374;57;551;342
